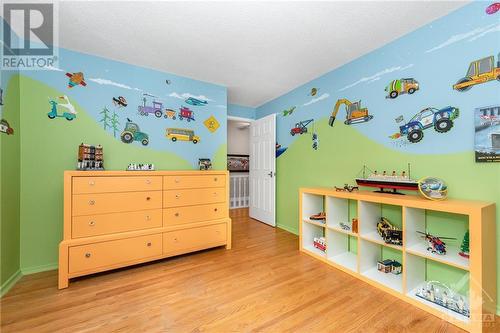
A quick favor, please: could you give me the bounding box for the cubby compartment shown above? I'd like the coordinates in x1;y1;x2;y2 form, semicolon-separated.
302;221;326;257
405;207;469;270
359;201;402;249
359;239;403;293
326;228;358;272
302;193;325;225
326;196;358;235
406;253;470;323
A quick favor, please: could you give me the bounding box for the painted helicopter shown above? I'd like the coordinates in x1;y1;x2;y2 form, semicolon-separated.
417;231;456;255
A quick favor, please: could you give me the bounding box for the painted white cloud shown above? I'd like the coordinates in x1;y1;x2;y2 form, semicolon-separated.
169;92;213;102
216;104;227;108
425;22;500;53
303;93;330;106
43;65;64;72
88;78;138;90
338;64;414;92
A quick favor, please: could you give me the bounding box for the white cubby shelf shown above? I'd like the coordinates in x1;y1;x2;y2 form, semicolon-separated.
299;188;496;333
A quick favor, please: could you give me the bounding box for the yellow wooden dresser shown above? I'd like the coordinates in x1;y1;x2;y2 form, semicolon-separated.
58;170;231;289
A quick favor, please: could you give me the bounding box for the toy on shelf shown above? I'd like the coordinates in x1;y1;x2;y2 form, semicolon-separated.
377;217;403;246
417;231;456;255
334;184;359;192
313;237;326;252
310;212;326;221
415;281;470;318
391;261;402;275
339;222;351;231
459;230;470;258
418;177;448;201
77;143;104;170
355;164;418;194
126;163;155;171
377;259;402;275
351;218;358;233
377;259;394;273
198;158;212;170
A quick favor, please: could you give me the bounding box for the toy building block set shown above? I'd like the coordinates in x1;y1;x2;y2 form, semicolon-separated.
77;143;104;170
126;163;155;171
377;259;402;275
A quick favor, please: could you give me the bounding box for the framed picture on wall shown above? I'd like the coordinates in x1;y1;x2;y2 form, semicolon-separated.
227;154;249;172
474;105;500;163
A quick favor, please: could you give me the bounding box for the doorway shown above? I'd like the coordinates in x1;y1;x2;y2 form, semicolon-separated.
227;117;251;210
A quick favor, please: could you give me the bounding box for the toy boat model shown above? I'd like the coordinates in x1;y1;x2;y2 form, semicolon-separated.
355;164;418;194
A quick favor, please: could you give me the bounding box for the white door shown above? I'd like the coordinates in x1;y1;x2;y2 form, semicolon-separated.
249;114;276;226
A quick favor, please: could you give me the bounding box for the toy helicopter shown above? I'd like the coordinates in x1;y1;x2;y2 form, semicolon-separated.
417;231;456;255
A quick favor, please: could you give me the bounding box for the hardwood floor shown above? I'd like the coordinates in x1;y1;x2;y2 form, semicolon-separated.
1;209;496;332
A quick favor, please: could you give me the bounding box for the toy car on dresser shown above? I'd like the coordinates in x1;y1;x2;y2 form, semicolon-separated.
399;106;459;143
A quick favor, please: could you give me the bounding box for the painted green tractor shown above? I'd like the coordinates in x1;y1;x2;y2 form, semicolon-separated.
121;119;149;146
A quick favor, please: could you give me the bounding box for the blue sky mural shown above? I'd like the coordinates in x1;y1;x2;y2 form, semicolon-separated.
17;47;227;167
257;2;500;155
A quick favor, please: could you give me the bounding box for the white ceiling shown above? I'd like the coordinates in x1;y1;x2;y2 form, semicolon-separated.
57;1;468;107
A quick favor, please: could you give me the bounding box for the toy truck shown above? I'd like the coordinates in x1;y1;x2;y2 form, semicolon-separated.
399;106;459;143
385;78;419;99
453;54;500;91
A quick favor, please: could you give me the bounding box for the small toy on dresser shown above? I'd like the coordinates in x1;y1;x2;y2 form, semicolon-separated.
77;143;104;170
127;163;155;171
313;237;326;252
198;158;212;170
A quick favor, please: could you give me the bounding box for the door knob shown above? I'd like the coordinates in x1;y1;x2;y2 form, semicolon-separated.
268;171;274;178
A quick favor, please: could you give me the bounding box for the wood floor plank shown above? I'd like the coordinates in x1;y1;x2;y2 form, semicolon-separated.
1;210;497;333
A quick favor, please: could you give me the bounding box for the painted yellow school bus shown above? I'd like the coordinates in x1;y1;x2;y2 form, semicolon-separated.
166;128;200;144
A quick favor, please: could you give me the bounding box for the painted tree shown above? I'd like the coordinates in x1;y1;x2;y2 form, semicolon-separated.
99;107;111;130
110;111;120;138
459;230;469;258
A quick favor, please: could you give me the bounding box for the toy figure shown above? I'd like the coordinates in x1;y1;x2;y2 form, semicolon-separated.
417;231;456;255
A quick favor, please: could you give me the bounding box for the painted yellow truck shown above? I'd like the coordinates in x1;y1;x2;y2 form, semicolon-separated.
453;54;500;91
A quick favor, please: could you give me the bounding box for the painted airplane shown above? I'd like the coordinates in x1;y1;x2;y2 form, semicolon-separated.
65;72;87;88
185;97;208;106
282;106;296;117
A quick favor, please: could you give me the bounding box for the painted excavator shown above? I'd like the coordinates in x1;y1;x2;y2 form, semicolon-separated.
328;98;374;126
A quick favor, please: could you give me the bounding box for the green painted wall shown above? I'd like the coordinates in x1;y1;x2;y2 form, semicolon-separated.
1;75;21;290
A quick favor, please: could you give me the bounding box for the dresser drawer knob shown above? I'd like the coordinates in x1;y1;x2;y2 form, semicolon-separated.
174;237;178;242
146;179;151;184
89;221;96;226
175;194;180;199
147;242;152;247
214;177;218;181
213;192;217;196
214;208;218;212
89;181;95;186
146;215;151;221
175;178;180;183
85;253;91;258
146;197;151;201
88;200;95;205
175;212;179;217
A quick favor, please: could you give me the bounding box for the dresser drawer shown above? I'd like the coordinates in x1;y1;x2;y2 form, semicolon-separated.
68;234;162;274
72;209;162;238
163;223;226;256
164;175;225;189
73;176;162;194
163;203;226;226
163;188;226;207
73;191;162;216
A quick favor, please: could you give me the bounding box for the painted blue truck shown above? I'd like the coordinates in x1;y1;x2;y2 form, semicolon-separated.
399;106;459;143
